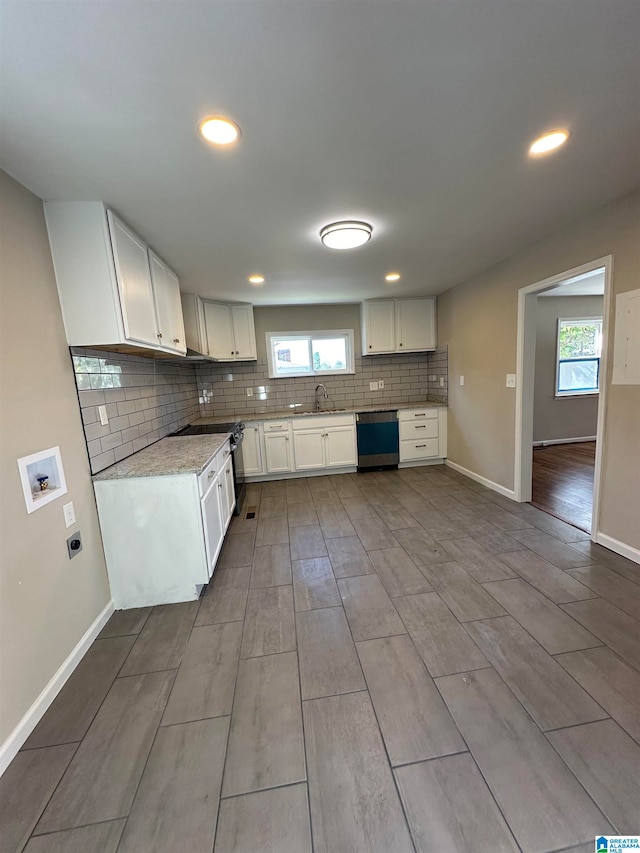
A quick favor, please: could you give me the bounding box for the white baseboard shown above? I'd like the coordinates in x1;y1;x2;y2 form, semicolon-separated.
533;436;597;447
444;460;516;500
0;599;115;777
595;532;640;566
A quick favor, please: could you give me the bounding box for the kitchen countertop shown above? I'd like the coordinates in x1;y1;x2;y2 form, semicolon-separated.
93;434;231;480
192;398;447;425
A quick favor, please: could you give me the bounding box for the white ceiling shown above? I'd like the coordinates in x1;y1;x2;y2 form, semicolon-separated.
539;268;605;298
1;1;639;305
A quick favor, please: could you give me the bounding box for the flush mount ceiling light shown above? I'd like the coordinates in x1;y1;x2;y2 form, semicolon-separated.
248;275;264;285
385;272;401;282
320;220;372;250
529;129;570;156
199;116;241;146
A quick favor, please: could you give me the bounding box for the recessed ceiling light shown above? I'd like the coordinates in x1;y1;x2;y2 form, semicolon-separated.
248;275;264;285
320;221;372;250
529;130;570;156
385;272;401;282
199;116;241;146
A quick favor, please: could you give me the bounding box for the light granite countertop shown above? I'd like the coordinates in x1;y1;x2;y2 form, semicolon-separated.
192;398;447;425
93;434;231;480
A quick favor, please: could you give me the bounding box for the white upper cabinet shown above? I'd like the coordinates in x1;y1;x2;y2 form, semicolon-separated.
362;297;436;355
203;301;236;360
108;212;158;346
44;201;186;356
362;300;396;354
231;304;257;360
149;250;186;354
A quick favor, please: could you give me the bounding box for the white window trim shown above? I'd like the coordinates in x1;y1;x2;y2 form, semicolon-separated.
555;316;602;399
266;329;355;379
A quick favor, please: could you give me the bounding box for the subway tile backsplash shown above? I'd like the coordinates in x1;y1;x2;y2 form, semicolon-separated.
72;345;447;473
72;348;199;473
195;346;448;418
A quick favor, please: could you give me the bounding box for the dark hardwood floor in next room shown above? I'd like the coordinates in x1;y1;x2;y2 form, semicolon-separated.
531;441;596;533
3;465;640;853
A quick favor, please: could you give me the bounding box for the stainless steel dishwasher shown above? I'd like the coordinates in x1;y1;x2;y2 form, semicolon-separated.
356;410;399;470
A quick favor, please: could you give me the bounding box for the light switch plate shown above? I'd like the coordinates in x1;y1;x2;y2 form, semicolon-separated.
459;375;465;386
369;381;379;391
506;374;517;388
439;377;446;387
98;405;109;426
246;388;253;397
63;501;76;528
378;379;384;390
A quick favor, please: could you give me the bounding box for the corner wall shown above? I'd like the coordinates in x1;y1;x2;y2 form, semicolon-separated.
0;171;111;758
437;188;640;551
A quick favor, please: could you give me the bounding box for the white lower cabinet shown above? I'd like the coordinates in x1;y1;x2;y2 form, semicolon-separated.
263;426;293;473
94;439;234;608
292;415;357;471
241;423;264;476
399;408;447;462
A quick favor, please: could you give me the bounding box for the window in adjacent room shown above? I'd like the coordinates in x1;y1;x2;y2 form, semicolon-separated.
266;330;354;378
556;317;602;396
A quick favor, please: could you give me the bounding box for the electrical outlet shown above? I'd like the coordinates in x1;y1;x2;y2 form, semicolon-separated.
246;387;253;397
378;379;384;390
506;373;517;388
98;405;109;426
459;375;465;386
63;501;76;528
369;381;379;391
66;531;82;559
439;377;445;387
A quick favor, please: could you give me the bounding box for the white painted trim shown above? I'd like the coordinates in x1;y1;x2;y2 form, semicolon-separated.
445;459;516;499
532;436;597;447
514;255;613;544
595;532;640;566
0;599;115;777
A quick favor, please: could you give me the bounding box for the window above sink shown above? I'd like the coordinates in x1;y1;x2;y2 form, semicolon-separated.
266;330;355;379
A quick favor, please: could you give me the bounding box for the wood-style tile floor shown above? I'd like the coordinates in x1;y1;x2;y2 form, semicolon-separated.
3;466;640;853
531;441;596;533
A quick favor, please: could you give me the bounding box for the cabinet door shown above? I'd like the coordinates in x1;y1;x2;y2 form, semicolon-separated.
149;251;186;354
221;455;236;523
293;430;325;471
108;211;158;346
241;424;263;475
364;301;395;353
231;304;257;360
202;476;225;578
203;301;235;360
325;426;357;467
264;432;292;473
396;298;436;352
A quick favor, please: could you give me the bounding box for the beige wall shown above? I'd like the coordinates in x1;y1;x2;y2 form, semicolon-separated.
533;294;603;443
253;303;362;359
0;171;111;747
438;188;640;549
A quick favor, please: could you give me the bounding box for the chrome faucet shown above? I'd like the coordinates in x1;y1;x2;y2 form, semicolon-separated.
314;383;329;412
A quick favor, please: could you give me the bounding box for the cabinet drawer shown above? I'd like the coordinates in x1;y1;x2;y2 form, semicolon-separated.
398;408;438;422
292;414;354;431
263;421;290;432
400;437;440;461
400;419;438;441
198;443;231;497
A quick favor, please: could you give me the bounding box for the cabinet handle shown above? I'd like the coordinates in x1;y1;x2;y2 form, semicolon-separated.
415;425;426;429
218;483;223;489
226;467;230;474
369;345;372;349
173;338;180;344
236;350;239;355
157;332;163;339
416;444;427;448
285;436;289;441
231;351;234;355
414;413;426;417
224;450;230;457
208;470;215;479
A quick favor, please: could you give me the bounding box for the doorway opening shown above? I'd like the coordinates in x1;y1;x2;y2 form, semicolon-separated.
514;256;612;538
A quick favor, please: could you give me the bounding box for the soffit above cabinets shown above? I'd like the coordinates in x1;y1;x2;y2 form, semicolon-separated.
1;1;638;305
